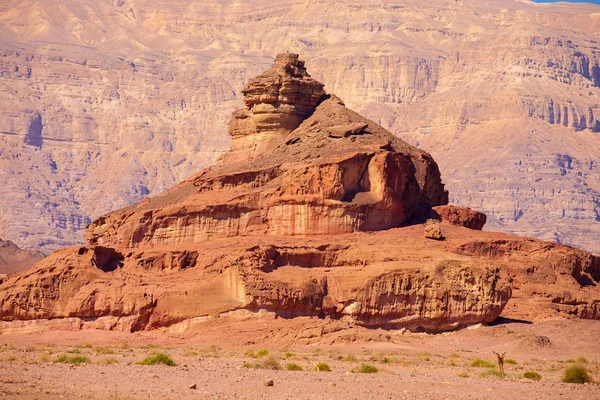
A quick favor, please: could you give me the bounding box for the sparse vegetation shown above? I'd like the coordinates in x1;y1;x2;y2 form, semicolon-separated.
313;362;331;372
562;365;592;384
458;372;469;378
479;368;503;378
356;364;378;373
137;353;176;366
245;349;269;358
285;352;295;359
505;358;518;365
256;349;269;357
242;362;260;369
286;363;303;371
182;350;198;357
260;355;281;370
471;359;496;368
54;354;89;364
343;354;358;362
94;346;114;355
523;371;542;381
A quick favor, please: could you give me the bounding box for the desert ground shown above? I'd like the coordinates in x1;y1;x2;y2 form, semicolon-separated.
1;317;599;399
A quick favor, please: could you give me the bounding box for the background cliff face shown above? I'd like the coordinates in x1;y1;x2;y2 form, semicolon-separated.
0;0;599;253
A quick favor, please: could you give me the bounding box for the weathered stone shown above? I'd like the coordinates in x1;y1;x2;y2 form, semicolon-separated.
424;223;444;240
430;206;487;230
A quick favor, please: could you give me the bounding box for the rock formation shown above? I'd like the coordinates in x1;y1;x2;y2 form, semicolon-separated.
0;239;43;276
1;0;600;256
1;55;598;336
0;55;514;333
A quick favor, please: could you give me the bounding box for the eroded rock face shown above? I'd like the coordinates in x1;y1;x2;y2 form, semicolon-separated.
2;54;598;335
430;205;487;230
229;53;327;162
0;56;516;334
86;56;448;249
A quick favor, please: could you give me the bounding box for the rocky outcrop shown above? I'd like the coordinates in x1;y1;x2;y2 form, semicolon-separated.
430;205;487;230
454;238;600;320
0;56;518;334
86;56;448;249
229;53;326;162
1;53;599;336
0;239;43;275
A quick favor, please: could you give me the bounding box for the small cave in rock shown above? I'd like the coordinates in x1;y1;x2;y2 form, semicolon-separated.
24;113;43;147
91;246;124;272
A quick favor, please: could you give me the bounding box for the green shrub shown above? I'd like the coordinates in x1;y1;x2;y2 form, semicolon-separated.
357;364;378;373
256;349;269;358
458;372;469;378
137;353;176;366
471;359;496;368
523;371;542;381
562;365;592;384
313;362;331;372
260;355;281;370
54;354;89;364
480;368;503;378
286;363;303;371
505;358;518;365
285;352;295;359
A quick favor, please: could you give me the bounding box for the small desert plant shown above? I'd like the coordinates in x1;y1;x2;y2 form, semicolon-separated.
94;346;114;355
357;364;378;373
242;362;260;369
147;344;161;349
256;349;269;358
260;355;281;370
4;355;17;362
562;365;592;384
343;354;358;362
284;352;295;358
78;342;93;349
480;368;503;378
505;358;518;365
523;371;542;381
313;362;331;372
471;359;496;368
137;353;176;366
286;363;303;371
575;356;589;364
458;372;469;378
99;357;119;365
182;350;198;357
54;354;89;364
